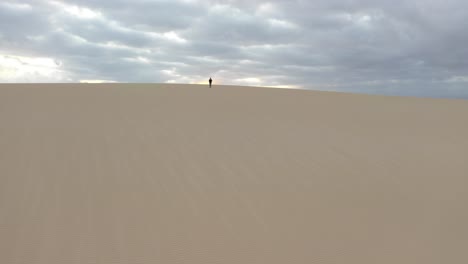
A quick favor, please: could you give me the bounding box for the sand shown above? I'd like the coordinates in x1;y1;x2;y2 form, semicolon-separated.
0;83;467;263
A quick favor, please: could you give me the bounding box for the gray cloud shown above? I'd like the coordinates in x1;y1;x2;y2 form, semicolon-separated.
0;0;467;98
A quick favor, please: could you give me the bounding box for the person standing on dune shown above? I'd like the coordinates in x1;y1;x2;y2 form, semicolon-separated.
209;77;212;88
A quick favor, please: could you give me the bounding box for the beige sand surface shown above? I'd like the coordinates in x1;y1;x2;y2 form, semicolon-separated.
1;83;467;263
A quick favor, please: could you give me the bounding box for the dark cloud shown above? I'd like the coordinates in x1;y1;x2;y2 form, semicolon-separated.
0;0;467;98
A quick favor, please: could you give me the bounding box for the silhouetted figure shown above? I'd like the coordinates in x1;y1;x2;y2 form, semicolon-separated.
209;77;212;88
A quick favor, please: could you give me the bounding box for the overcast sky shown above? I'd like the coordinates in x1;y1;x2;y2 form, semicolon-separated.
1;0;467;98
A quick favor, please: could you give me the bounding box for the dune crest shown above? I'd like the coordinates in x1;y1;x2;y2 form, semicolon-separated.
1;84;467;263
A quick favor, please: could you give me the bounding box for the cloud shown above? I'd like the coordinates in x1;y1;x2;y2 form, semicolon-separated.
446;76;468;83
0;0;467;98
0;53;71;82
80;79;117;83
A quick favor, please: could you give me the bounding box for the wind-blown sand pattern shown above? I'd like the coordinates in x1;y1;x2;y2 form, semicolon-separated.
1;84;467;263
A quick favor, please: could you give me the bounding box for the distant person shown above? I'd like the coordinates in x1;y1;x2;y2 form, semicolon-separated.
209;77;212;88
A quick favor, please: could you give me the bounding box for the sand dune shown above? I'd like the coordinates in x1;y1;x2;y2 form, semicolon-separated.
1;83;467;263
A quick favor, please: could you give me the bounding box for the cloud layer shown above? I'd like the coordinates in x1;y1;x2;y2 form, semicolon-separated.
1;0;468;98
